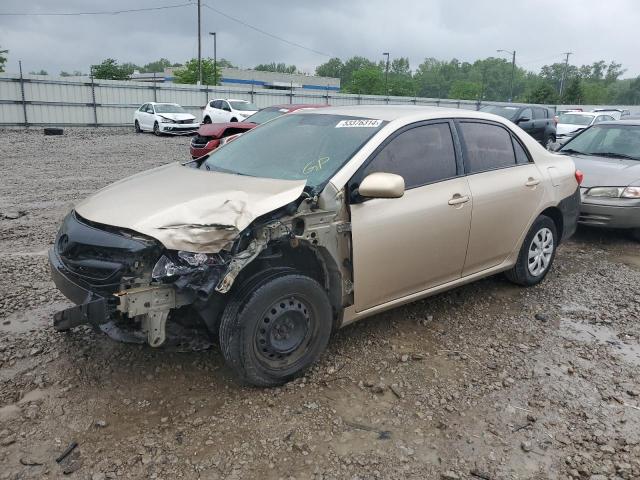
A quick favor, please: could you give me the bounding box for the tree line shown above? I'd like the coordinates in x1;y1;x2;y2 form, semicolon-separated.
314;56;640;105
3;45;640;105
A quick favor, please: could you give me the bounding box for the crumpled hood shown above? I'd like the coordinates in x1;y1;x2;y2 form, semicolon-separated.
571;154;640;188
557;123;587;136
157;113;196;122
75;162;306;253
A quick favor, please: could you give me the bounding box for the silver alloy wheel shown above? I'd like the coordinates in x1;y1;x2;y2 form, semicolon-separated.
528;227;554;276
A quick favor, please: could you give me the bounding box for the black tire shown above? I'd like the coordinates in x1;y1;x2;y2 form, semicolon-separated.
505;215;558;286
230;117;238;122
632;228;640;242
153;121;161;136
544;134;556;150
44;127;63;136
219;272;332;387
203;116;212;124
134;120;141;133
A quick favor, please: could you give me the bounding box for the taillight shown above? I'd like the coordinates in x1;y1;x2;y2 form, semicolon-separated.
575;169;584;185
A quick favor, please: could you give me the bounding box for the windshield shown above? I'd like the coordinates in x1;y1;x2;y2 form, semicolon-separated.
558;114;593;126
560;124;640;160
201;114;386;190
243;107;289;124
154;104;186;114
479;105;519;120
230;101;257;111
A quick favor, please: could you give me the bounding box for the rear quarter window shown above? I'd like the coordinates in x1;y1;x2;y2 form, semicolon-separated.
458;122;518;174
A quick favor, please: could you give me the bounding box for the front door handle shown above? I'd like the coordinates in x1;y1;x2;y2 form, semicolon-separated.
448;194;470;206
525;177;540;187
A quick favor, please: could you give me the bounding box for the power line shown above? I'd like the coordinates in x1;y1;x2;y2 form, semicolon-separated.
0;2;195;17
202;3;332;57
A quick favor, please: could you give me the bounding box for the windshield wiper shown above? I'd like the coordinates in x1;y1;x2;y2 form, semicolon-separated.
593;152;639;160
560;148;589;155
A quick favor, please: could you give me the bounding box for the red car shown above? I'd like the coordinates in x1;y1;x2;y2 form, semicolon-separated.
189;104;327;158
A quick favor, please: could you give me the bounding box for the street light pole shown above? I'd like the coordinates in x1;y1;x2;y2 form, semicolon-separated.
197;0;202;85
382;52;390;96
209;32;217;86
559;52;573;99
497;49;516;102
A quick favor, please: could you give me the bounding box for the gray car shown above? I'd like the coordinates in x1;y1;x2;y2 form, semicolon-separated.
558;120;640;240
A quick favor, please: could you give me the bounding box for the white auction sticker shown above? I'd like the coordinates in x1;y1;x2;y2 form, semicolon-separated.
335;119;383;128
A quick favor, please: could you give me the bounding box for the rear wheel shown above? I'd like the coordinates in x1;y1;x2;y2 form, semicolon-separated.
544;134;556;150
219;272;332;387
153;121;161;136
203;116;212;124
134;120;141;133
505;215;557;286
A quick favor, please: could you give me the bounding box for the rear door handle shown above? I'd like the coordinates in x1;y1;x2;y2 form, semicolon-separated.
525;178;540;187
448;194;470;206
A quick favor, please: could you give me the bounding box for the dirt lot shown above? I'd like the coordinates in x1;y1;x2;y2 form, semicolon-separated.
0;128;639;480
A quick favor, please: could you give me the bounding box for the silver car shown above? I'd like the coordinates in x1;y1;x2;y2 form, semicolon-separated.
558;119;640;240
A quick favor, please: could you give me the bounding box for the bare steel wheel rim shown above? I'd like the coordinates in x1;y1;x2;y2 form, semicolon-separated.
255;296;313;370
528;227;553;276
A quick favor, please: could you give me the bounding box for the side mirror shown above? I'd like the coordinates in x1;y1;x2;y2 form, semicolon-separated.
358;172;405;199
516;116;531;124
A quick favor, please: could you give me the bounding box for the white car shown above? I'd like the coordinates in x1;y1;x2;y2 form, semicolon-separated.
556;111;615;143
591;108;631;120
134;102;200;136
202;99;258;124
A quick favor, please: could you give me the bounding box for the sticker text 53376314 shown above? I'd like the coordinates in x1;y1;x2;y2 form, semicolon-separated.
335;119;383;128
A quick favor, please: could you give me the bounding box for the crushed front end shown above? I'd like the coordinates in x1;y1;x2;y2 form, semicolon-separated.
49;211;231;346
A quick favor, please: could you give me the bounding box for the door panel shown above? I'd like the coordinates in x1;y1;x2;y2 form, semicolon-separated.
351;177;472;312
462;164;544;276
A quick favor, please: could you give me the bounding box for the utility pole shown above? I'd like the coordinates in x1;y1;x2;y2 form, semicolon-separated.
559;52;573;99
497;49;516;102
197;0;202;85
382;52;390;96
209;32;217;86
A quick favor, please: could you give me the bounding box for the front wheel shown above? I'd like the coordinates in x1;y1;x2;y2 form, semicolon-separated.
134;120;141;133
153;121;161;136
203;116;212;124
219;273;332;387
505;215;557;286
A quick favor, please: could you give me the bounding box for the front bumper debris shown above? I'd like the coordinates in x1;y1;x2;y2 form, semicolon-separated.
49;248;111;330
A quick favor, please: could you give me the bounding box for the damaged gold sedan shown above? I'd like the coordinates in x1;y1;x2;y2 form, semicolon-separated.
49;106;582;386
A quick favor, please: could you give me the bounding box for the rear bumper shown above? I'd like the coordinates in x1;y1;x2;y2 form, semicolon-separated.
49;248;110;330
558;187;581;242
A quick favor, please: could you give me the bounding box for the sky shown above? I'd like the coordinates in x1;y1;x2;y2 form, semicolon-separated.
1;0;639;78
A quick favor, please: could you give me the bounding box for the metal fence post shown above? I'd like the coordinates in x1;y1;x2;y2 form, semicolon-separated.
251;82;255;103
18;61;28;127
153;72;157;102
90;74;98;127
289;82;293;104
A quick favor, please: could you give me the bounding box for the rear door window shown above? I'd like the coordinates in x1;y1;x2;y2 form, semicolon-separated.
532;107;547;119
362;122;457;189
458;122;518;174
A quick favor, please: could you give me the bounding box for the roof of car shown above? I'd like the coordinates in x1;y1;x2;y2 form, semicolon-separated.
267;104;328;111
599;119;640;126
560;111;598;117
216;98;250;103
294;104;510;122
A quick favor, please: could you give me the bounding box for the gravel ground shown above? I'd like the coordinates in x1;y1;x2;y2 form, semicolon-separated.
0;127;639;480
